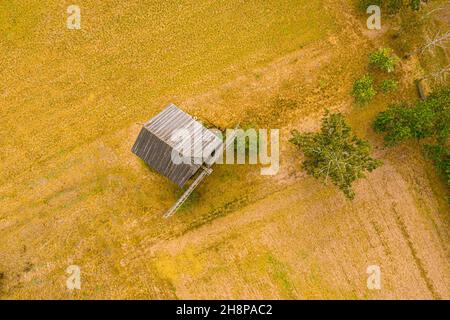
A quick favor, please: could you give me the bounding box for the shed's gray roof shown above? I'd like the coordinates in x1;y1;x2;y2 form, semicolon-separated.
132;104;222;187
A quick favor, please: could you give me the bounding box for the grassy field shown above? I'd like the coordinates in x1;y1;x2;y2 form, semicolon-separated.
0;0;334;181
0;1;449;299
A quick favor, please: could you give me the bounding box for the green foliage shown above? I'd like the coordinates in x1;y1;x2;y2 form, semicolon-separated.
357;0;381;12
380;79;399;93
369;48;399;73
290;112;382;199
234;129;259;153
373;105;414;145
352;75;377;105
423;89;450;145
409;0;420;11
423;144;450;179
374;88;450;145
357;0;410;14
233;123;260;154
374;88;450;200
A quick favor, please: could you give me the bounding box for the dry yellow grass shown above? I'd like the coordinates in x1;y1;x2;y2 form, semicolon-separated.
0;0;448;299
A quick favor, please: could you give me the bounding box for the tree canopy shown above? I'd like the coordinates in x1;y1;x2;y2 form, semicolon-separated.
373;88;450;146
290;112;382;199
373;88;450;202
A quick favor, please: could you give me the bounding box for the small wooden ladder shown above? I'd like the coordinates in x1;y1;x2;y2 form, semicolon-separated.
163;166;212;218
163;127;239;218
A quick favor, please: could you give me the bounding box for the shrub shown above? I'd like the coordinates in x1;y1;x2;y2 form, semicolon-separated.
373;94;444;145
290;111;382;199
373;88;450;145
373;104;416;145
373;88;450;200
352;75;377;104
357;0;381;12
410;0;420;11
380;79;399;93
369;48;399;73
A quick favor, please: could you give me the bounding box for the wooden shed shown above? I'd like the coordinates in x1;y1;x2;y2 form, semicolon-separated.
131;103;223;187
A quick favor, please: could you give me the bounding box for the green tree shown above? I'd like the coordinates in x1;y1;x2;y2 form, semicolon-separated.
372;103;435;145
369;48;399;73
373;88;450;145
352;74;377;105
290;112;382;199
373;88;450;201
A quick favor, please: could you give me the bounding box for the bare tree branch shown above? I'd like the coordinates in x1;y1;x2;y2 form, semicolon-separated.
420;31;450;54
423;65;450;83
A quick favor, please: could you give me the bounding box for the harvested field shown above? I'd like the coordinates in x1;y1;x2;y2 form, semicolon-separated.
0;0;448;299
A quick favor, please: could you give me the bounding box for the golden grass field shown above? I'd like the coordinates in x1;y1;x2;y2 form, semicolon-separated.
0;0;449;299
